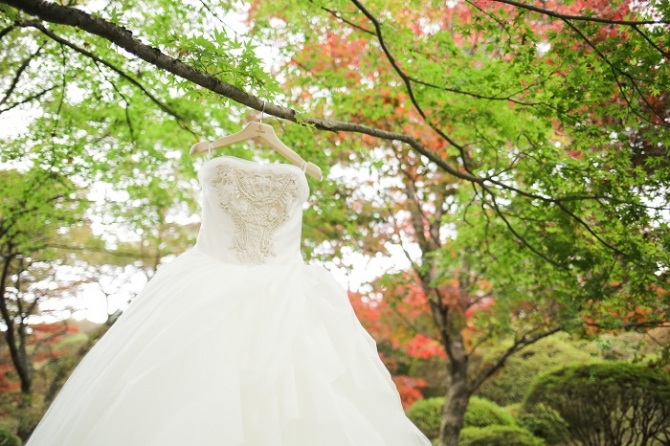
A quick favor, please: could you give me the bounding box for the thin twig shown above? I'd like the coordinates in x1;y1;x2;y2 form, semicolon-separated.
0;85;56;115
562;18;669;128
308;0;374;35
470;324;561;392
631;24;670;60
491;0;670;26
350;0;475;175
19;20;194;133
0;41;45;106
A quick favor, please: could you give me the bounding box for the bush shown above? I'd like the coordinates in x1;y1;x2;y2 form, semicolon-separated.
406;397;444;439
0;427;21;446
463;397;515;428
475;334;592;406
522;361;670;446
459;425;545;446
516;403;569;445
406;396;513;440
505;403;522;417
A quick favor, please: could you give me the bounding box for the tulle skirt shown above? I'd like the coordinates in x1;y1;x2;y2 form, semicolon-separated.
26;248;430;445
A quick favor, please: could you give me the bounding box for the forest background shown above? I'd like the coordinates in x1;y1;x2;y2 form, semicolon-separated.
0;0;670;445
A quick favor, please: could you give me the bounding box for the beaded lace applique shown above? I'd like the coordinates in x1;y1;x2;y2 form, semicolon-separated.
211;163;300;265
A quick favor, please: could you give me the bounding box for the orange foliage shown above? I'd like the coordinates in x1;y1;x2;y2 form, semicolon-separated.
393;376;427;409
0;357;19;393
406;334;445;359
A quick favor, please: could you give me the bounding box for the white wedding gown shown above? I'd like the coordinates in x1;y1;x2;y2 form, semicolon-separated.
26;156;431;446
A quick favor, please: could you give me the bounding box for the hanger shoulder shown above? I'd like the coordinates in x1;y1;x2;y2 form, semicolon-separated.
189;123;255;155
211;122;259;149
257;126;323;180
258;125;300;163
305;163;323;181
189;141;208;155
190;121;324;180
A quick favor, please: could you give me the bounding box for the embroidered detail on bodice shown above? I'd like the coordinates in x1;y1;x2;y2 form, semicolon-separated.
210;163;301;265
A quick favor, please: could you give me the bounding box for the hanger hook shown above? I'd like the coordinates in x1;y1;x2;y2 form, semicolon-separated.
260;100;266;124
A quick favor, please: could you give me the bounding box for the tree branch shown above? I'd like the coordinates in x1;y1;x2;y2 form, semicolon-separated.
631;24;670;60
490;0;670;26
17;19;193;133
0;41;45;106
2;0;485;184
485;189;566;268
3;0;664;273
0;85;56;115
584;319;670;331
561;18;669;128
308;0;374;35
470;325;561;392
464;0;513;38
0;24;15;40
349;0;475;175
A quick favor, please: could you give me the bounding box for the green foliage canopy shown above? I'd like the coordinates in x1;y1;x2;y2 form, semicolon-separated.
523;362;670;446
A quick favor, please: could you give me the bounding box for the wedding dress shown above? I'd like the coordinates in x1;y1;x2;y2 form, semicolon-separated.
26;156;431;446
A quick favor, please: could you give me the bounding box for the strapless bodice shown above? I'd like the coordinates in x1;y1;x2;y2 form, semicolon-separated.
195;156;310;266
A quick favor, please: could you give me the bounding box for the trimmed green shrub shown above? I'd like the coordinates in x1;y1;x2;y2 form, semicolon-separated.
505;403;522;416
476;334;592;406
463;396;515;428
459;425;545;446
516;403;569;445
0;427;21;446
522;361;670;446
406;397;444;439
406;396;514;440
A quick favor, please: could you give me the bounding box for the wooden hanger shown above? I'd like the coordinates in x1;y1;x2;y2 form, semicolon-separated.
189;121;323;180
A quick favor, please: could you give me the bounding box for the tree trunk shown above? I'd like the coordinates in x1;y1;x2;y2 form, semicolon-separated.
16;392;35;441
438;331;471;446
0;257;33;391
0;256;37;441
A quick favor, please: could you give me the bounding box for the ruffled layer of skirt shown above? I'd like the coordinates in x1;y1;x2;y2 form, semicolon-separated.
26;248;430;446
